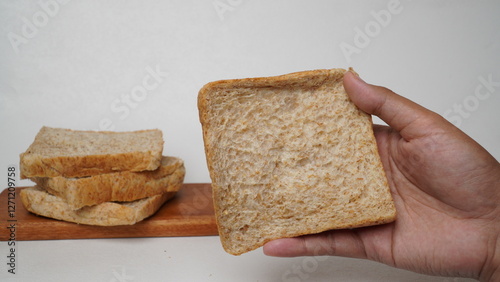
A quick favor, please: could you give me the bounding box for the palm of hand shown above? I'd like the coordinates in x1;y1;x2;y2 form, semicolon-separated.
365;118;499;279
264;72;500;281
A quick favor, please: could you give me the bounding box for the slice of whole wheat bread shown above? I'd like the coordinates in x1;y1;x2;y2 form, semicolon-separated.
20;186;178;226
198;68;396;255
30;156;185;209
20;127;164;178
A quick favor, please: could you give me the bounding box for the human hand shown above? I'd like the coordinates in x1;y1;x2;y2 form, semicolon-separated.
263;71;500;281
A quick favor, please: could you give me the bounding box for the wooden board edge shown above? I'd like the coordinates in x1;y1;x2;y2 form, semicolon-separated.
0;183;219;241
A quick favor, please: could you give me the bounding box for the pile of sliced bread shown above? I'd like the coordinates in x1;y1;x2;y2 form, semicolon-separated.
19;127;185;226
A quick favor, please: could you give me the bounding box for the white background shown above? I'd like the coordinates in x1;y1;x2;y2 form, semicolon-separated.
0;0;498;281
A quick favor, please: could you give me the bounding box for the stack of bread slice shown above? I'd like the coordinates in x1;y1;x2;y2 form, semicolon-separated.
19;127;185;226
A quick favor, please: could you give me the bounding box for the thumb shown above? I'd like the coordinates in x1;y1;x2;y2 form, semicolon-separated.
343;71;442;141
263;229;370;259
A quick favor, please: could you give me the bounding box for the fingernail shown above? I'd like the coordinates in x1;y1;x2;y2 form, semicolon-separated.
348;68;365;83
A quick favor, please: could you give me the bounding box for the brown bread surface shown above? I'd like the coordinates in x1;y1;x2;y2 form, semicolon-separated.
31;156;185;209
20;127;164;178
198;69;396;255
20;187;178;226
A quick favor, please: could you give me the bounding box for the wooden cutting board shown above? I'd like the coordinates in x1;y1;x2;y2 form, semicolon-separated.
0;183;218;241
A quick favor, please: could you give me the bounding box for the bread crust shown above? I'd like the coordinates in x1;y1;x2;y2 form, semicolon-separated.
20;127;164;178
198;69;396;255
31;156;185;209
20;186;178;226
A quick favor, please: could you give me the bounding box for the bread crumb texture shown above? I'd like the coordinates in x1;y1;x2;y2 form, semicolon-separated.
31;157;185;209
20;187;177;226
20;127;164;178
198;69;396;255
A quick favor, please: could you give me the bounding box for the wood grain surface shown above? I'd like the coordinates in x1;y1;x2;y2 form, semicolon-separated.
0;183;218;241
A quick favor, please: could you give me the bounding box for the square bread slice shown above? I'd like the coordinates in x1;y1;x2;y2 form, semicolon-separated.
20;186;179;226
198;68;396;255
30;156;185;209
20;127;164;178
